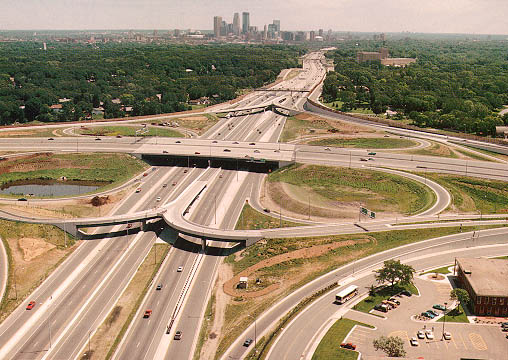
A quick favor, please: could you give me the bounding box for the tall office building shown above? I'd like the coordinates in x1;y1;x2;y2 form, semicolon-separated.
233;13;241;35
213;16;222;38
242;12;250;34
273;20;280;32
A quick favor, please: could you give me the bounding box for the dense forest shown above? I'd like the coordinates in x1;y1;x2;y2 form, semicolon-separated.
322;40;508;136
0;43;303;124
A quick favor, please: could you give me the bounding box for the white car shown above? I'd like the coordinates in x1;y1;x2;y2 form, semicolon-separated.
417;330;425;339
177;266;183;272
156;196;161;202
425;330;434;340
443;331;452;340
410;337;419;346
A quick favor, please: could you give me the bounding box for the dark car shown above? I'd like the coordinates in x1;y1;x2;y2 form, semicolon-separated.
175;140;181;144
368;152;376;155
194;151;200;155
263;208;270;213
249;142;255;145
116;135;122;138
233;141;239;144
143;310;152;318
48;138;54;140
156;284;163;290
18;198;27;201
433;304;446;311
340;343;356;350
243;339;253;347
223;149;231;152
95;137;101;141
212;140;218;143
401;290;412;297
163;150;168;154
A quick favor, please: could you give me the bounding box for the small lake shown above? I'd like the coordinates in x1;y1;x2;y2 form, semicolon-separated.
0;179;106;197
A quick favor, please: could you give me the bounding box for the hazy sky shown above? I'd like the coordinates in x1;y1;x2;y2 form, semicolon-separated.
1;0;507;34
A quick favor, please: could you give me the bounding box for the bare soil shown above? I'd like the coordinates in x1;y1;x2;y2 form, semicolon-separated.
19;237;56;261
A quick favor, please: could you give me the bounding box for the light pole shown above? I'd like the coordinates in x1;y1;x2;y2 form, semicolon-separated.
13;267;17;300
441;301;448;340
248;314;257;350
88;330;91;358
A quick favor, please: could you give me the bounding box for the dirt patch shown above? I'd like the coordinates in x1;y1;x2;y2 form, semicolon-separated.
19;237;56;261
0;152;80;174
295;113;376;134
224;238;370;299
180;115;208;121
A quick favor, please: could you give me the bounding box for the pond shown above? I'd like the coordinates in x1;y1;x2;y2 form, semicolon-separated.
0;179;107;197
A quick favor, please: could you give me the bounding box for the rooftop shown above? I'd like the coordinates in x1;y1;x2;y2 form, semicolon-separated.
457;258;508;297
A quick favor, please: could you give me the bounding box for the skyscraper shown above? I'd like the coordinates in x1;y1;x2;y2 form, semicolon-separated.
233;13;241;35
242;12;250;34
273;20;280;33
213;16;222;38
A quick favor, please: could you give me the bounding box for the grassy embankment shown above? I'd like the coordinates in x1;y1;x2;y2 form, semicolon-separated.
78;125;182;137
0;221;77;323
422;265;452;275
0;128;67;138
0;152;149;198
280;115;333;142
460;144;508;162
79;243;170;360
407;141;459;158
436;304;469;323
215;224;502;358
267;164;436;217
312;318;374;360
308;137;417;149
145;114;220;136
235;204;303;230
422;173;508;214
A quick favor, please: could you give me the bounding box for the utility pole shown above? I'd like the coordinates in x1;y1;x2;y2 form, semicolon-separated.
13;268;17;300
441;302;448;340
88;330;91;358
280;195;282;228
308;194;311;220
349;151;352;168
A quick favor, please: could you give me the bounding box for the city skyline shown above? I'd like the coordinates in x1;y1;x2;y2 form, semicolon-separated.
0;0;507;35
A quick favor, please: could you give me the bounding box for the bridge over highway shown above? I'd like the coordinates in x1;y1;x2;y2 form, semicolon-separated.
215;101;302;117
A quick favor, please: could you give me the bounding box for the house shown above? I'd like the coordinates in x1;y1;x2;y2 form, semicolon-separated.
238;277;248;289
50;104;63;113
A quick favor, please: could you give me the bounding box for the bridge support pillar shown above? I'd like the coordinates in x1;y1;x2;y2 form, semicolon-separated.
201;238;207;252
142;220;148;232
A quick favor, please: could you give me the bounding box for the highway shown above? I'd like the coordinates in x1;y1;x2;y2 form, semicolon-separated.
221;227;508;360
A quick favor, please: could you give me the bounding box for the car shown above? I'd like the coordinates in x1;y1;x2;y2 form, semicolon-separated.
136;188;141;193
324;147;331;151
340;343;356;350
443;332;452;340
374;304;388;312
506;334;508;339
249;142;256;145
174;331;182;340
254;150;260;153
95;137;101;141
156;284;163;290
219;174;223;178
243;339;253;347
426;312;435;319
428;309;439;317
401;290;412;297
116;135;122;138
223;149;231;152
163;183;167;188
417;330;425;339
175;140;181;143
126;223;132;229
172;182;177;186
48;138;54;140
410;337;419;346
26;301;36;310
274;150;280;153
502;323;508;328
212;140;218;143
388;298;400;305
263;208;271;213
194;151;200;154
368;152;376;155
233;141;239;144
177;266;183;272
156;196;161;202
368;158;374;161
143;310;152;318
360;158;368;161
384;135;389;137
183;169;188;173
17;198;27;201
502;322;508;326
143;173;148;177
433;304;446;311
426;330;434;340
163;150;168;154
502;328;508;332
421;311;433;318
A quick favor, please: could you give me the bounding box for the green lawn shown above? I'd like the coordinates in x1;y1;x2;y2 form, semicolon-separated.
268;164;435;215
353;284;419;313
422;265;452;275
436;304;469;323
235;204;303;230
78;125;182;137
308;137;417;149
312;318;374;360
454;148;494;162
280;116;332;142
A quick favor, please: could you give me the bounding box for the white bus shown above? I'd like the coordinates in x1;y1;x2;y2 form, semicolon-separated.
335;285;359;304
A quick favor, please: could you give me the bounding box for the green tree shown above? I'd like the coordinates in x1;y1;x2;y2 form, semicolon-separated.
450;288;470;313
374;259;415;288
373;336;406;357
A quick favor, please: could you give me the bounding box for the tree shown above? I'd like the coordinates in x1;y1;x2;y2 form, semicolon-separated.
450;288;470;313
374;259;415;288
373;336;406;357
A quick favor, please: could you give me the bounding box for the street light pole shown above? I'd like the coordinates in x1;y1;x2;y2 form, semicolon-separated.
442;301;448;340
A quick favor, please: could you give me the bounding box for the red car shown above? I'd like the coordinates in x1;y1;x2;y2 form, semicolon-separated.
26;301;36;310
143;310;152;318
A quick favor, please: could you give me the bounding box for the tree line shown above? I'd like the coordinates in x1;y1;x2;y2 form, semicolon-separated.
322;39;508;136
0;43;303;124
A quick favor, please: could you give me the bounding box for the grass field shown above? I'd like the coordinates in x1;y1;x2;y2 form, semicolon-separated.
460;145;508;162
0;221;77;322
408;141;458;158
353;283;419;313
0;152;148;197
153;114;219;135
78;125;182;137
454;148;494;162
268;164;435;215
0;128;66;138
422;265;452;275
308;137;417;149
424;173;508;213
280;115;332;142
436;304;469;323
324;101;376;115
235;204;302;230
312;318;374;360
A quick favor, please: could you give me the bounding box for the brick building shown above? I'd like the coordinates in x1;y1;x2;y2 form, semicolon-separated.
455;258;508;317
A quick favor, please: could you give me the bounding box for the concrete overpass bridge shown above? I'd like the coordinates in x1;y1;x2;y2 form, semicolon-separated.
254;88;310;93
216;102;302;117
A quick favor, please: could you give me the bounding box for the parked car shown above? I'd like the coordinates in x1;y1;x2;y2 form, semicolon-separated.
325;147;331;151
163;150;168;154
502;328;508;332
143;310;152;318
243;339;253;347
340;343;356;350
17;198;27;201
410;337;419;346
443;332;452;340
48;138;54;140
374;304;388;312
136;188;141;193
417;330;425;339
174;331;182;340
223;149;231;152
433;304;446;311
249;142;256;145
401;290;412;297
426;330;434;340
428;309;439;317
388;298;400;305
163;183;167;188
175;140;181;143
26;301;36;310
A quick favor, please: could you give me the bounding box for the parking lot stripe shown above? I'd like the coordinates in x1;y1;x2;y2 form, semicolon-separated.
459;333;468;350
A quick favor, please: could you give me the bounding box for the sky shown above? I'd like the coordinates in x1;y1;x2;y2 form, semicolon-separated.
1;0;507;35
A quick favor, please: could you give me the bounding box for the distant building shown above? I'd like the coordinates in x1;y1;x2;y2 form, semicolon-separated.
50;104;63;113
213;16;222;38
357;47;416;67
242;12;250;34
318;29;323;37
455;258;508;317
310;31;316;42
233;13;241;35
273;20;280;33
496;126;508;138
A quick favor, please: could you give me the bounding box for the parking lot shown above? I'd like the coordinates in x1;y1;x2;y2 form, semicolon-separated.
343;277;508;359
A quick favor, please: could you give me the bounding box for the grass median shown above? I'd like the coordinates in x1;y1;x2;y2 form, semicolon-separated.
308;137;417;149
78;125;182;138
235;204;303;230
